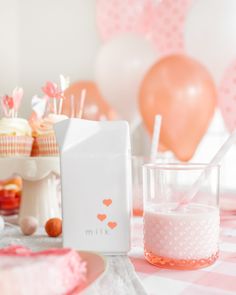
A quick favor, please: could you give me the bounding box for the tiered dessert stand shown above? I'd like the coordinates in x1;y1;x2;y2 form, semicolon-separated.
0;157;60;225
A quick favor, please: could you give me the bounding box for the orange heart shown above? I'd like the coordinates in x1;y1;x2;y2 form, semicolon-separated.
103;199;112;207
97;214;107;222
108;222;117;229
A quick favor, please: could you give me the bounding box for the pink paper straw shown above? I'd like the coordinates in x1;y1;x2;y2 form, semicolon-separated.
175;131;236;210
53;98;57;114
77;89;86;119
58;98;63;115
150;115;162;162
70;95;75;118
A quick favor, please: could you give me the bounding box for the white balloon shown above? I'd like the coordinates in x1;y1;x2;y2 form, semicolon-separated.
95;33;158;122
185;0;236;83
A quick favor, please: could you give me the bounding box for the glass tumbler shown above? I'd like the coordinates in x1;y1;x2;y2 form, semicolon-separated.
143;163;220;270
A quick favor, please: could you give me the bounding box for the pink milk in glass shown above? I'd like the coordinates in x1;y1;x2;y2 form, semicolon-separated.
144;203;220;270
143;163;220;270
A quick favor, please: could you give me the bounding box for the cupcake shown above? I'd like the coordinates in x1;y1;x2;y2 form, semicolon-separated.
0;88;33;157
31;113;68;157
30;77;69;157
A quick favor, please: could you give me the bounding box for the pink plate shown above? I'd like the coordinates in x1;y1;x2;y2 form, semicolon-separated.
71;251;107;294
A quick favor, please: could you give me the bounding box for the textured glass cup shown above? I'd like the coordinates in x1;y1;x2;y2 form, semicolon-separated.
143;163;220;270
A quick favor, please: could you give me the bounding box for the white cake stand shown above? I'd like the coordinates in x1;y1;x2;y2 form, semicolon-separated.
0;157;61;226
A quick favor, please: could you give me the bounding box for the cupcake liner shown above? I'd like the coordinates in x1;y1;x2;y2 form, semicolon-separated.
0;136;33;157
36;135;59;157
31;138;40;157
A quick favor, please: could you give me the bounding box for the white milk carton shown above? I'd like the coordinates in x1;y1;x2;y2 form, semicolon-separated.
54;119;132;254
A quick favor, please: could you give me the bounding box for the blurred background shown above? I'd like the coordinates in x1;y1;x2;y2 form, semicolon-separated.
0;0;235;192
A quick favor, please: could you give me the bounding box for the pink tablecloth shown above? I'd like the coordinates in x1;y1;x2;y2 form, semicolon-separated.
129;215;236;295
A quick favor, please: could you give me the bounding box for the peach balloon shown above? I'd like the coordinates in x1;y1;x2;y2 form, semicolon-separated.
62;81;118;120
139;55;217;161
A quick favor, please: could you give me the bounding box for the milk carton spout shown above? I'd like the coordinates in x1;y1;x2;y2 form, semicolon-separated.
54;118;130;155
53;119;70;149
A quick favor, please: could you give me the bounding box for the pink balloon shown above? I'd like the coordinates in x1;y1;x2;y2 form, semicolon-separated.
218;60;236;132
96;0;192;56
96;0;153;41
150;0;192;55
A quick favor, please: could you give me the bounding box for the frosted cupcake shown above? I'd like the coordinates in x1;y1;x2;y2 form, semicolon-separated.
0;89;33;157
31;113;68;157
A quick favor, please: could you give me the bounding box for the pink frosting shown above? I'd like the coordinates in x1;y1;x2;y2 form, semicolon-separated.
0;245;87;295
31;113;68;136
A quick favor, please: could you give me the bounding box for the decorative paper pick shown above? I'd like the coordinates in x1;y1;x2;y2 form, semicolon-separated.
59;75;70;115
0;98;6;117
1;95;14;117
42;81;59;114
12;88;23;116
1;88;24;118
2;95;14;109
42;76;70;115
60;75;70;92
1;96;10;117
42;82;59;99
31;95;48;119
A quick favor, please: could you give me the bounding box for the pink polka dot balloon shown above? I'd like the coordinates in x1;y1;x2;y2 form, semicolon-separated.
150;0;192;55
96;0;153;41
219;60;236;132
96;0;192;56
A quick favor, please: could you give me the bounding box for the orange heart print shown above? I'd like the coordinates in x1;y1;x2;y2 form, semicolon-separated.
97;214;107;222
108;222;117;229
103;199;112;207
